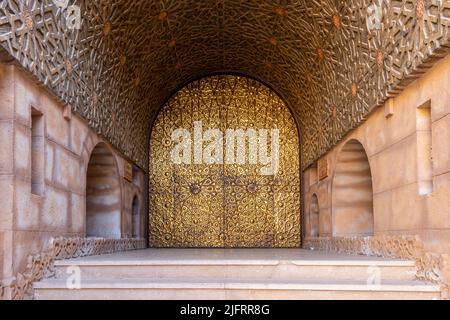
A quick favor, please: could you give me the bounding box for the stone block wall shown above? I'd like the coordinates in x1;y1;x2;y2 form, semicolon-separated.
304;54;450;255
0;64;145;281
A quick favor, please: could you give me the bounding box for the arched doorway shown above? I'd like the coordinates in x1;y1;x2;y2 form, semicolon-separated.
86;143;121;238
332;139;374;236
149;75;301;248
310;194;320;237
132;196;140;238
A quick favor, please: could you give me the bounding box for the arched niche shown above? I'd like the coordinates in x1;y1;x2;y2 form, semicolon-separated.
332;139;374;237
86;143;122;238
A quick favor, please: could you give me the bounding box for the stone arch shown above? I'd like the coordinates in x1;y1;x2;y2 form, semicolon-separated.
132;195;140;238
86;142;122;238
332;139;374;237
310;194;320;237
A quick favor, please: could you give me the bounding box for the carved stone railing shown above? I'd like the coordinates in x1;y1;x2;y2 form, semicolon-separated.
0;282;4;300
52;237;146;260
304;235;449;298
0;237;146;300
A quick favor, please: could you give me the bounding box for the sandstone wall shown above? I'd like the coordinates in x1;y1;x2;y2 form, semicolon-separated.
304;54;450;255
0;64;145;281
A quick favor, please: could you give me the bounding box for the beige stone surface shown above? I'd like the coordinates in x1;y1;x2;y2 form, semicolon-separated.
0;176;13;231
427;172;450;230
373;189;392;233
362;107;389;157
319;208;332;236
0;121;13;174
41;92;69;148
390;183;427;231
303;169;311;192
308;195;319;237
309;167;317;187
0;64;14;120
34;285;441;300
387;91;422;145
1;230;13;278
70;116;89;156
53;147;81;192
416;229;450;254
431;114;450;176
70;193;85;234
370;134;417;194
41;186;69;231
316;180;330;212
14;178;40;231
44;143;54;182
13;124;30;177
13;70;40;123
83;134;99;160
0;232;3;280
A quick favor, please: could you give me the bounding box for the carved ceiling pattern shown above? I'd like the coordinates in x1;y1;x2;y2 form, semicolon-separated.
0;0;449;168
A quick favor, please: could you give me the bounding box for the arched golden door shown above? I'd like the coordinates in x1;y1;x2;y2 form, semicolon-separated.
149;75;301;248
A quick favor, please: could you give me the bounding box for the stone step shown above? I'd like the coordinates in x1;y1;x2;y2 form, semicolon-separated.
52;258;417;282
33;249;439;300
34;278;441;300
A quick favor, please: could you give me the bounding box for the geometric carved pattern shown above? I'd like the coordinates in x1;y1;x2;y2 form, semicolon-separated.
0;1;449;168
149;75;301;248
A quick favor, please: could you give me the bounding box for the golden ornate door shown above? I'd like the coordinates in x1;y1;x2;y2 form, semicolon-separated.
149;75;301;248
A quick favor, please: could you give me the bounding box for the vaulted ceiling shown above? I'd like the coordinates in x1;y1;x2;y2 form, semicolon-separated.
0;0;449;168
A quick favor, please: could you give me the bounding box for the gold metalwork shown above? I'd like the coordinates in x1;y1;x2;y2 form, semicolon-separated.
149;75;301;248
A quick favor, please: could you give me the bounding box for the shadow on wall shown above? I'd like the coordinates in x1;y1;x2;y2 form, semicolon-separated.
86;143;122;238
132;195;140;238
332;139;374;237
310;194;320;237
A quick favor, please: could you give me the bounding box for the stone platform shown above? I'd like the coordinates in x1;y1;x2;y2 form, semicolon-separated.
33;249;442;300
